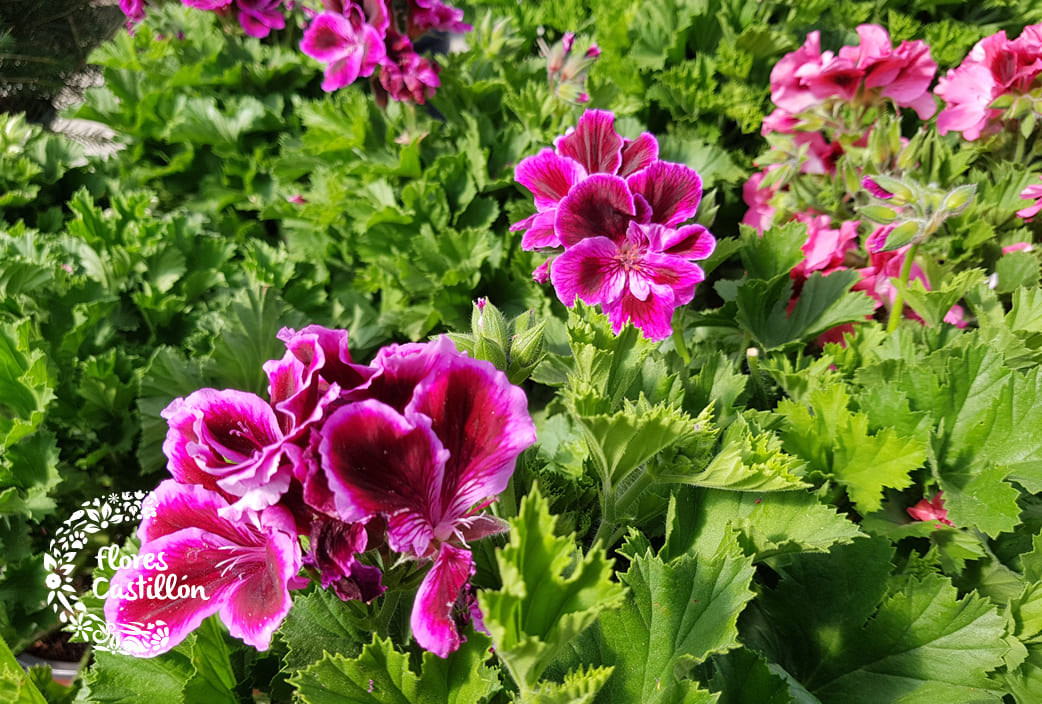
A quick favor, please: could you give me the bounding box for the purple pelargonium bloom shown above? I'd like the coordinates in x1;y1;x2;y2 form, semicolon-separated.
303;516;385;603
104;480;302;657
236;0;285;37
551;221;715;341
406;0;471;35
162;388;308;512
301;7;386;92
511;110;659;250
376;32;440;106
318;337;537;656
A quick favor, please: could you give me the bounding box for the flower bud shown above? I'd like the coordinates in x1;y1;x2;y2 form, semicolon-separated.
471;298;509;351
859;204;900;224
941;184;976;215
475;336;508;371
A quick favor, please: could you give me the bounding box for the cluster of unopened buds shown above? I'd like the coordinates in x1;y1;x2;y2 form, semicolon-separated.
859;175;976;252
538;31;600;104
104;326;536;659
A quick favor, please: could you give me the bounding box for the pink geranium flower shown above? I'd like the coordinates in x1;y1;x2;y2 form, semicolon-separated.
791;214;859;281
318;337;536;657
936;25;1042;140
907;492;953;527
104;480;303;657
300;8;387;92
1018;175;1042;220
771;26;936;118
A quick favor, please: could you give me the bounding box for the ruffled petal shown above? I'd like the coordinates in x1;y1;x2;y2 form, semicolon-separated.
405;348;537;527
515;149;587;210
627;161;703;227
554;109;623;175
555;174;637;247
104;482;301;657
549;236;624;306
618;132;659;177
410;544;474;658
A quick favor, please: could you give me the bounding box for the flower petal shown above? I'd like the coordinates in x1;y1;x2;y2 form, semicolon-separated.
515;149;587;210
411;544;474;658
618;132;659;176
555;174;637;247
627;161;703;227
405;349;537;527
554;109;624;174
549;236;624;306
319;399;446;556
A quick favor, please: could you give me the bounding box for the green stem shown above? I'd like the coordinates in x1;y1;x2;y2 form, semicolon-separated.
886;242;920;333
590;464;655;549
671;315;691;366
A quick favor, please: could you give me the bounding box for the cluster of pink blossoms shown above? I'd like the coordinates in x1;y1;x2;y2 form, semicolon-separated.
120;0;468;104
104;327;535;659
936;25;1042;141
300;0;469;104
121;0;287;37
743;25;981;334
512;110;716;341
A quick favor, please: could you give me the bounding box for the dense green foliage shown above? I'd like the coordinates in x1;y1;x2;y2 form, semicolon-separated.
6;0;1042;702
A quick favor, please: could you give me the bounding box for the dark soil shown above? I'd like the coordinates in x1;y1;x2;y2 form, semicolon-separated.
24;630;88;663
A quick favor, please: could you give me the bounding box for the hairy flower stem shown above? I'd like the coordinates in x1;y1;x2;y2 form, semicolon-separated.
886;243;920;333
671;317;691;366
591;464;654;549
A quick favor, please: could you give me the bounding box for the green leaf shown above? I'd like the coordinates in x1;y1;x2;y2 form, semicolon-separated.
290;633;500;704
526;665;614;704
85;645;195;703
661;487;863;563
0;319;54;449
779;386;925;513
687;417;808;492
0;633;47;704
899;270;983;328
736;271;876;351
182;617;239;704
995;252;1040;294
584;536;755;703
278;587;367;671
571;395;698;488
738;222;806;282
479;486;625;695
704;648;797;704
809;574;1007;703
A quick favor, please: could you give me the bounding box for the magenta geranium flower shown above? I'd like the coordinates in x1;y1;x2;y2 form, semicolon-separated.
376;32;440;105
236;0;285;37
104;480;302;657
317;336;536;656
552;221;714;340
511;109;659;249
300;7;387;92
406;0;471;35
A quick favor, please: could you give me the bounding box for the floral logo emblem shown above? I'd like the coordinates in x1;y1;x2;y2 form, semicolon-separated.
43;491;168;655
